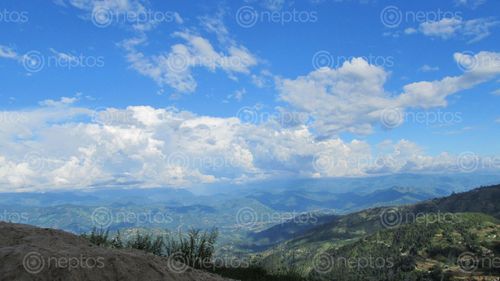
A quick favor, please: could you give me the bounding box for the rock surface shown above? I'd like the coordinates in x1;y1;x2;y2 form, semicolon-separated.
0;222;235;281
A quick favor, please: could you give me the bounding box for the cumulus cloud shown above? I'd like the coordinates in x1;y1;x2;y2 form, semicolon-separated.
277;51;500;136
0;104;498;191
277;57;391;135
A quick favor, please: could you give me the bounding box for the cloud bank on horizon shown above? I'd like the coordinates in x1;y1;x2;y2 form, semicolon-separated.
0;0;499;191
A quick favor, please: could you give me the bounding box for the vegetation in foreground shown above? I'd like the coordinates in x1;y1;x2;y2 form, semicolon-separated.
82;228;218;268
81;227;307;280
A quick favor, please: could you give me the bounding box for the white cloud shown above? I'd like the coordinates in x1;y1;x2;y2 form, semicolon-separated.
392;52;500;108
277;57;390;135
49;48;78;63
39;96;79;107
404;28;418;35
173;13;184;24
56;0;145;21
455;0;486;9
417;17;499;43
1;103;496;191
439;126;474;136
224;89;246;103
243;0;287;11
55;0;132;10
277;51;500;136
199;11;230;43
122;30;258;94
262;0;286;11
55;0;184;31
0;45;18;59
419;18;463;39
233;89;245;101
252;69;274;88
56;2;258;95
419;65;440;72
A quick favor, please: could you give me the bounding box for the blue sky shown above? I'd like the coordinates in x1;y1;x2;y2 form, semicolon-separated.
0;0;499;191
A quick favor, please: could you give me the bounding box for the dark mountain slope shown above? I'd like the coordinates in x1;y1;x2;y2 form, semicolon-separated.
256;184;500;279
275;184;500;247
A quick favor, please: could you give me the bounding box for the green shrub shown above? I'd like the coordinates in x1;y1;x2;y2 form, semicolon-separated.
164;228;218;269
82;227;219;268
126;232;164;255
81;227;110;247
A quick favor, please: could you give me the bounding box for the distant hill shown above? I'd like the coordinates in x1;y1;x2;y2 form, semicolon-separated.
244;186;440;250
247;186;438;213
412;184;500;218
0;181;462;257
194;173;500;196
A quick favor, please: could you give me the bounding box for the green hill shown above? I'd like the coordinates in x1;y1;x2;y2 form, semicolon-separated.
255;184;500;280
305;213;500;280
